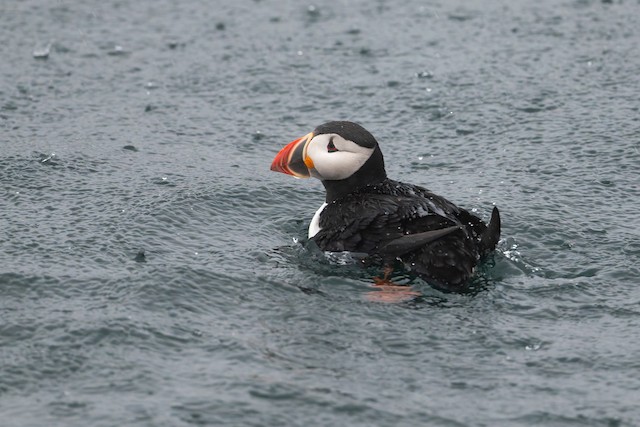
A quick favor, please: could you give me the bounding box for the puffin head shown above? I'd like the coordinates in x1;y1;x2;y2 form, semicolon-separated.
270;121;387;202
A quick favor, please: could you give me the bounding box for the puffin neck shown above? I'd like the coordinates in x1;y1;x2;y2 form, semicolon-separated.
321;146;387;203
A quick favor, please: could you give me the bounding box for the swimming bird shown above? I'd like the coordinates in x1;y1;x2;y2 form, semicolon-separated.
270;121;501;293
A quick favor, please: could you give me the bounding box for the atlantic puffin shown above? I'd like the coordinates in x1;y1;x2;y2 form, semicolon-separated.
270;121;501;293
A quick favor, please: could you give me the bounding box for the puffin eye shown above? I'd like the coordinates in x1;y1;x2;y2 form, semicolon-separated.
327;138;339;153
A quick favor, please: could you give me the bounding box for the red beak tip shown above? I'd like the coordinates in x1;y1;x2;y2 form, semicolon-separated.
270;134;311;178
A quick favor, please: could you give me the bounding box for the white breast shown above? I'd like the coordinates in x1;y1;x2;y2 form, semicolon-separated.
308;202;327;239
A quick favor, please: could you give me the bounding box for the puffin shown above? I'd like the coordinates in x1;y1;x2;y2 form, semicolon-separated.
270;121;501;293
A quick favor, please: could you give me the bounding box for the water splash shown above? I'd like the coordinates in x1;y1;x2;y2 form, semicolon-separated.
500;237;542;275
40;153;56;163
323;251;367;266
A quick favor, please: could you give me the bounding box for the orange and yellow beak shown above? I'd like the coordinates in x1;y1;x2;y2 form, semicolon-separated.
270;132;315;178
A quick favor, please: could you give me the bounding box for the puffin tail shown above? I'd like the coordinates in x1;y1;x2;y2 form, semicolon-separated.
479;206;501;256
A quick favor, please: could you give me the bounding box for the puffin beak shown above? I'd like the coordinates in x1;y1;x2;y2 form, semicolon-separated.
270;132;314;178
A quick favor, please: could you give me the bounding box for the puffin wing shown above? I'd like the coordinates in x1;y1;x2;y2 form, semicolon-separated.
377;225;461;258
312;195;399;252
314;191;462;252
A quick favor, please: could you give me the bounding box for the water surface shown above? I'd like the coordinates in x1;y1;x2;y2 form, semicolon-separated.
1;0;640;426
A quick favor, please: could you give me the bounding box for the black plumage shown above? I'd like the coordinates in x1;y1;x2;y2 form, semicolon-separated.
312;179;500;292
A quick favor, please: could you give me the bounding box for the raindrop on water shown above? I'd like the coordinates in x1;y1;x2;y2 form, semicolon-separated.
307;5;320;17
525;343;541;351
416;71;433;79
33;43;51;59
108;45;129;56
41;153;56;163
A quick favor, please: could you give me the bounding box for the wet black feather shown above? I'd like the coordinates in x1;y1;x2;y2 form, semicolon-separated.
312;179;500;292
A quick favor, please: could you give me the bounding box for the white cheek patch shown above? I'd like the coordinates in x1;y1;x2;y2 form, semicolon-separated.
306;134;374;181
315;152;369;180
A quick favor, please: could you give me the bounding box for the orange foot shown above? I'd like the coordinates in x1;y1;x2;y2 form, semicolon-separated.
373;265;394;286
367;266;421;303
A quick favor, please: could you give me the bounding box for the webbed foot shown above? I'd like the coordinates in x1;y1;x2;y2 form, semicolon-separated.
367;266;421;303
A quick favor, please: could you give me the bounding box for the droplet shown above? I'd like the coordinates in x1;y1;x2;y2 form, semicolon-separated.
41;153;56;163
33;43;51;59
525;343;541;351
108;45;129;56
307;5;320;17
252;131;265;142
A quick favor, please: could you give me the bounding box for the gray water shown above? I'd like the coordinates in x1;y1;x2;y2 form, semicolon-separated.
2;0;640;426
